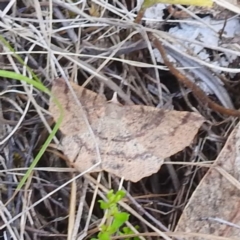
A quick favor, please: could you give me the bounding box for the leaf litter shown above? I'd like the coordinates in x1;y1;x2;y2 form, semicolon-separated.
176;122;240;239
1;0;240;239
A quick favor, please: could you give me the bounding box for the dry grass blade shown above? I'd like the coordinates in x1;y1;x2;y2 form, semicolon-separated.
0;0;239;239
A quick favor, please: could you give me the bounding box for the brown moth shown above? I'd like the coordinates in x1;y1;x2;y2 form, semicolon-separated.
49;78;204;182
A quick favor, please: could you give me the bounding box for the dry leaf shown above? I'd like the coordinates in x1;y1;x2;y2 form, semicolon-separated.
89;2;102;17
175;122;240;239
49;79;204;182
167;0;239;20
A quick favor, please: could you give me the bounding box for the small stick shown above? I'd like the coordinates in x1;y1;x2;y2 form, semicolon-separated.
134;5;240;117
152;38;240;117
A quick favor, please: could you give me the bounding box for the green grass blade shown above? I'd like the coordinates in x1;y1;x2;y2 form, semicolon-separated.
0;35;40;83
0;70;63;191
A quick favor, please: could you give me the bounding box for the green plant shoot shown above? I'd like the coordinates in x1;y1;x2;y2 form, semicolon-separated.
92;190;133;240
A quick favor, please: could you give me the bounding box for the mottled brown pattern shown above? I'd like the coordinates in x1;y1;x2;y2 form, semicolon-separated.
49;78;204;182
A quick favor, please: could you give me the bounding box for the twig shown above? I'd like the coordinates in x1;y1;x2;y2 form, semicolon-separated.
152;38;240;117
135;5;240;117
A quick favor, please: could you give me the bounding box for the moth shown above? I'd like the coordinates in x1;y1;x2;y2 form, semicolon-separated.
49;79;204;182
